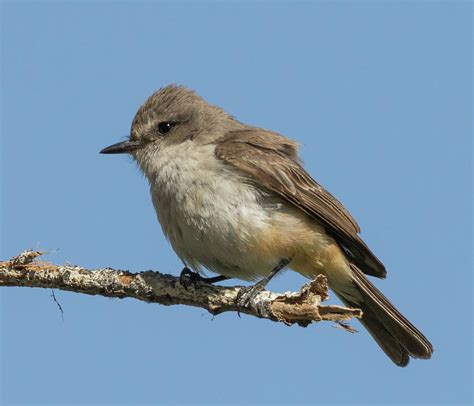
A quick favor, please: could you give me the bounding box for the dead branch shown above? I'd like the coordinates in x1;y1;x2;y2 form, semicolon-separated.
0;250;362;327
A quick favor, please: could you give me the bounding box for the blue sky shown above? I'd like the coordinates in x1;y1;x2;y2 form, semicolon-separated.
1;1;472;404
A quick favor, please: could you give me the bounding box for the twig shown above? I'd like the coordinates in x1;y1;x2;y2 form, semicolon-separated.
50;289;64;322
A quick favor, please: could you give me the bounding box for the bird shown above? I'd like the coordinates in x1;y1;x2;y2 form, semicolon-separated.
100;84;433;366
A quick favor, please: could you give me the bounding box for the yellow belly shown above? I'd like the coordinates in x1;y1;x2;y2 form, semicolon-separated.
248;206;353;287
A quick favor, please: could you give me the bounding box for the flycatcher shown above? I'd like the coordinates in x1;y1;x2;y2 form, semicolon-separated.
101;85;433;367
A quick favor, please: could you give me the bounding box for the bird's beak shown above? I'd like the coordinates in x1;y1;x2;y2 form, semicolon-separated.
100;140;141;154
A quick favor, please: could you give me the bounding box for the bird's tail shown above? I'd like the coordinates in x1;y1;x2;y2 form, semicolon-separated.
335;264;433;367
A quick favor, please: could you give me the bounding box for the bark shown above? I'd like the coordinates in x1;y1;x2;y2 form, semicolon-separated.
0;250;362;328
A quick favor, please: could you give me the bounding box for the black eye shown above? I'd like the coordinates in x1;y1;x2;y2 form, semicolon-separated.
158;122;174;135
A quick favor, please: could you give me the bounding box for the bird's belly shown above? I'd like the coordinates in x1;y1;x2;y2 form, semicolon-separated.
150;154;281;280
154;183;346;281
167;199;276;280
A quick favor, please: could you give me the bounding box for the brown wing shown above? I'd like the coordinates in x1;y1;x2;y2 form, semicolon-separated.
215;128;386;279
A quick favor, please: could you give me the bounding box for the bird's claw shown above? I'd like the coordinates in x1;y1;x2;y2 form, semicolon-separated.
234;258;291;316
236;283;266;308
179;267;201;290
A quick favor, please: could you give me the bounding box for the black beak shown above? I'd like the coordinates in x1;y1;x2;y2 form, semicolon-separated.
100;140;141;154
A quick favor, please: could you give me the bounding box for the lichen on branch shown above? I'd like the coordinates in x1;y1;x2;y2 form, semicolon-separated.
0;250;362;328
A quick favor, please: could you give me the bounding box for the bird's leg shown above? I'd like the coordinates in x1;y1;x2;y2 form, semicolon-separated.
179;267;230;289
236;258;291;309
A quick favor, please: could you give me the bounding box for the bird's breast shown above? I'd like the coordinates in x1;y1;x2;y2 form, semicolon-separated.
148;142;276;277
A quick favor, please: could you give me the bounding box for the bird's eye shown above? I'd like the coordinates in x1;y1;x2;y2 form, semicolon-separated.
158;122;174;135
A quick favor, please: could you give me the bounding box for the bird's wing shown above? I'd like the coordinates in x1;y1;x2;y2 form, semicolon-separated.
215;128;386;279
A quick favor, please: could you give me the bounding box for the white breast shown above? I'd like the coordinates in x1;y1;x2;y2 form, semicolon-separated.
146;141;274;278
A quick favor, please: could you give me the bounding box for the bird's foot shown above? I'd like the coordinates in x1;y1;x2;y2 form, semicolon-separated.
235;281;267;309
235;258;291;310
179;267;229;289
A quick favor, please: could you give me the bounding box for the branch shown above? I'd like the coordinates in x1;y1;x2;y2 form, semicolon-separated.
0;250;362;328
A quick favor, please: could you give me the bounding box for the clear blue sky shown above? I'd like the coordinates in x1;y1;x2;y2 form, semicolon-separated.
1;1;472;404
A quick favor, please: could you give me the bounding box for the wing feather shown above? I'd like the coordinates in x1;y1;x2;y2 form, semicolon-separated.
215;129;386;279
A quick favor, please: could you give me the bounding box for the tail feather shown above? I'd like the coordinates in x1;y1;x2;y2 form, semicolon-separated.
336;264;433;367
